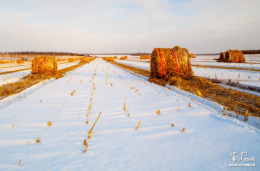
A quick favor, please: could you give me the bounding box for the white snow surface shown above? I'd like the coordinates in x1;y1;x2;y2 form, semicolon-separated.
0;59;259;170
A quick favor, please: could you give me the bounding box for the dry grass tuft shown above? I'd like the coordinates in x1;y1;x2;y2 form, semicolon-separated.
47;121;52;126
35;138;41;143
244;111;248;122
136;121;141;129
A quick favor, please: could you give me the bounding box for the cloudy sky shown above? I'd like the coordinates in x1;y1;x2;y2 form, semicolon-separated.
0;0;259;53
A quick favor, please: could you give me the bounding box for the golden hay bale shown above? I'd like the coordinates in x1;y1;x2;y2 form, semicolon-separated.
32;56;58;74
107;57;114;61
225;50;245;63
140;55;146;59
16;60;24;64
120;56;127;60
80;57;89;62
150;46;193;79
114;56;118;59
141;55;151;59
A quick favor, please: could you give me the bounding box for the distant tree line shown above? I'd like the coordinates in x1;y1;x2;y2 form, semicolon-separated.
130;53;151;56
241;50;260;54
0;51;85;56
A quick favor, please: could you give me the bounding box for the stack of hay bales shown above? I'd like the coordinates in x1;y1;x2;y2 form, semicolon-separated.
150;46;193;79
120;56;127;60
32;56;58;74
102;57;108;60
217;50;245;63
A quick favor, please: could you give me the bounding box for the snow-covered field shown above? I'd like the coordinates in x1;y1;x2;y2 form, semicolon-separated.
115;60;260;87
0;62;80;86
0;59;259;170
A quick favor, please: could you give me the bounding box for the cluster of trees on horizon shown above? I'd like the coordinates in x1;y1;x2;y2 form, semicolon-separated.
0;49;259;58
0;51;85;56
241;50;260;54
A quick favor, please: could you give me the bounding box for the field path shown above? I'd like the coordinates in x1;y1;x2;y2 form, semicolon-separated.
0;59;259;170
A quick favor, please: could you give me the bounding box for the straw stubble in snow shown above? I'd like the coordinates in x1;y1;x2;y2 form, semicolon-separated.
0;59;259;170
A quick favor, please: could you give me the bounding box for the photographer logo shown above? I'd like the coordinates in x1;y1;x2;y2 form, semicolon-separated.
230;152;255;167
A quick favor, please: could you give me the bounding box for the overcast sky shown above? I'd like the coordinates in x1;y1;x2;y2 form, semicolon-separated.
0;0;259;53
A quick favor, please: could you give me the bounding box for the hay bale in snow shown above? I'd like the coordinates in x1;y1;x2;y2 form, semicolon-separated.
81;57;89;63
225;50;245;63
217;50;245;63
120;56;127;60
140;55;146;59
140;55;151;59
32;56;58;74
150;46;193;79
107;57;114;61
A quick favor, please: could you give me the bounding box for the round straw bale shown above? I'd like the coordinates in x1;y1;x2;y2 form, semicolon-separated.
107;57;114;61
80;57;89;62
150;46;193;79
225;50;245;63
140;55;146;59
32;56;58;75
120;56;127;60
